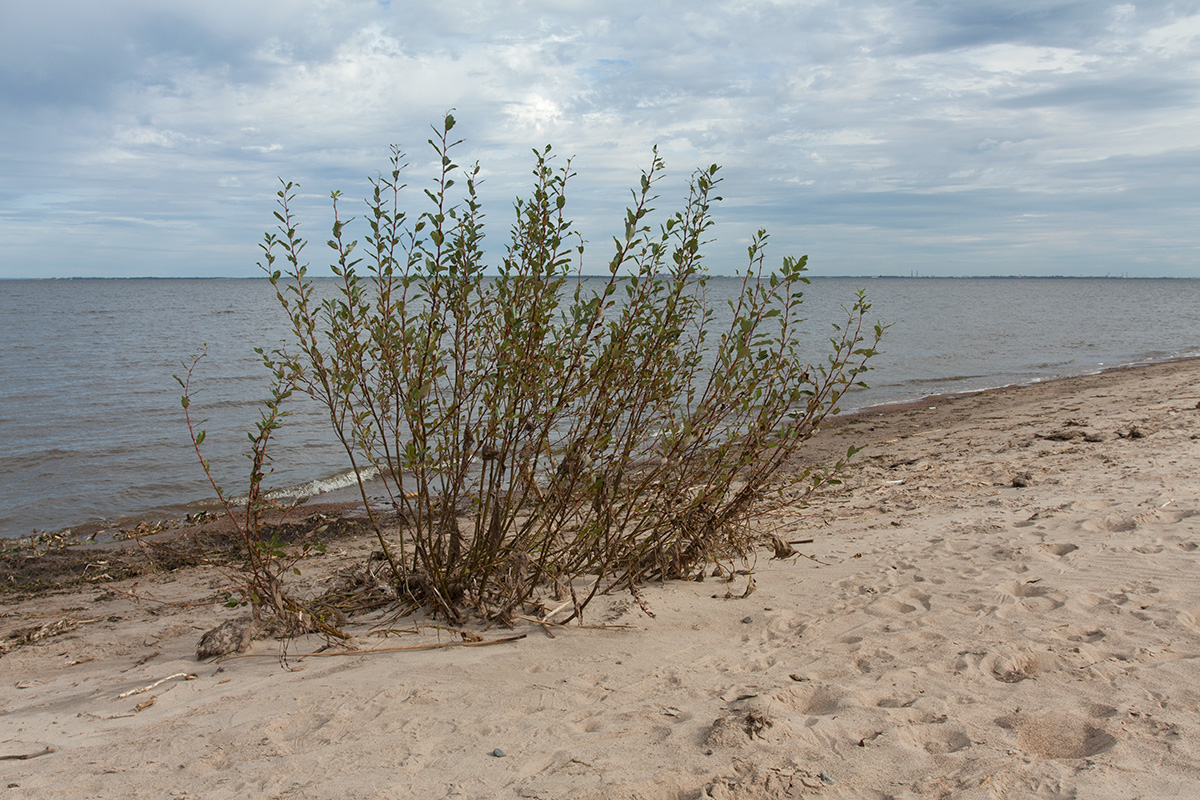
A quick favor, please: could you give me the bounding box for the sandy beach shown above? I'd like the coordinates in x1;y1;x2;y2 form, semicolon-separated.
3;359;1199;799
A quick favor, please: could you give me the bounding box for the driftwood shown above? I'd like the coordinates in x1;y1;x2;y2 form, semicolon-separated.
117;672;196;699
0;746;55;761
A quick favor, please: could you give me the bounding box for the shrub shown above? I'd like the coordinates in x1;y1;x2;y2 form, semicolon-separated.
194;114;882;627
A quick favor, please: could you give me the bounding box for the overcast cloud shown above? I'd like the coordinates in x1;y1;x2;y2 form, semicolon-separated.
1;0;1197;278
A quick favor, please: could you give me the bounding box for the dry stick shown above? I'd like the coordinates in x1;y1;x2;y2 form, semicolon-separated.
108;587;221;608
0;746;55;761
221;633;527;661
527;618;557;639
514;615;634;631
540;599;574;623
117;673;196;699
795;551;833;567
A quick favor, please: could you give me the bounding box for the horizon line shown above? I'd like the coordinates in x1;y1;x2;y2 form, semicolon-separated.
1;273;1190;281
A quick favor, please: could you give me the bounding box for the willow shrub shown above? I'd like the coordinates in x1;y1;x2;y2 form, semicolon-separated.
244;115;880;624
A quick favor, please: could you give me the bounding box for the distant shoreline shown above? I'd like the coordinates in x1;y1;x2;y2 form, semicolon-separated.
832;353;1200;424
3;274;1196;281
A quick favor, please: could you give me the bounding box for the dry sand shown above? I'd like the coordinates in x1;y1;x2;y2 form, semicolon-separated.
3;360;1199;799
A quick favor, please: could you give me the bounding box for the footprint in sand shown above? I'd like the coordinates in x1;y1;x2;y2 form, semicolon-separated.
1081;515;1138;533
760;610;808;641
853;646;899;675
1177;607;1200;633
903;726;973;755
981;647;1058;683
994;579;1066;614
997;711;1117;760
869;597;921;615
768;684;843;716
1039;542;1079;557
874;695;917;709
1063;627;1106;644
1134;508;1195;527
865;587;932;618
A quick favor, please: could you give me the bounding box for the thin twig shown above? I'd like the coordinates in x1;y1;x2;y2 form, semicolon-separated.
514;615;635;630
117;672;196;699
524;617;557;639
540;599;574;623
107;587;222;608
221;633;527;660
0;746;55;761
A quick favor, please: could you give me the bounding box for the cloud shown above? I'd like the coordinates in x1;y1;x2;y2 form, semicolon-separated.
0;0;1197;278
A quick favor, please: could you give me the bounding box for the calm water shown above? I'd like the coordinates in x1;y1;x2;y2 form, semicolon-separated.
2;277;1197;538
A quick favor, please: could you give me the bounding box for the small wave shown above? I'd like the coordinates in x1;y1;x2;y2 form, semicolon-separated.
264;466;381;502
193;397;277;411
905;374;987;385
1132;348;1193;363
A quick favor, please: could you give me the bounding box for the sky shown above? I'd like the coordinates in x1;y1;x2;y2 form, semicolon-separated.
1;0;1198;279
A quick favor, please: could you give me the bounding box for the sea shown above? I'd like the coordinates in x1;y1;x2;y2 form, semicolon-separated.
2;276;1197;539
